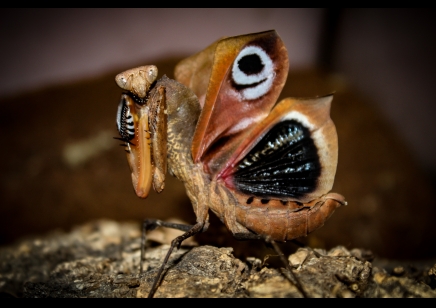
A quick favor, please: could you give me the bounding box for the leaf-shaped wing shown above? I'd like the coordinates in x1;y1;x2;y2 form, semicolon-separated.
175;30;289;172
220;95;338;203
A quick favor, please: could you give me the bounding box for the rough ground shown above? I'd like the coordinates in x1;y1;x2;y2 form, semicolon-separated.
0;219;435;298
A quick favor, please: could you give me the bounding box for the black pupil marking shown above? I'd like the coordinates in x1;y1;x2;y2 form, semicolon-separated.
238;54;264;75
232;120;321;200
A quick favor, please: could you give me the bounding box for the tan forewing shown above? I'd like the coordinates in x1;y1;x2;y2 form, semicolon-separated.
174;41;220;108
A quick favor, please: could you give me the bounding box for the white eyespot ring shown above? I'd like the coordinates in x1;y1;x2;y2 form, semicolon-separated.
232;45;274;100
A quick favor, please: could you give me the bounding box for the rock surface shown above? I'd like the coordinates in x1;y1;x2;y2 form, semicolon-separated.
1;219;435;298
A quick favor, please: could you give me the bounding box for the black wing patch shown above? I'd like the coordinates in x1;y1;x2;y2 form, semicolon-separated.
233;120;321;199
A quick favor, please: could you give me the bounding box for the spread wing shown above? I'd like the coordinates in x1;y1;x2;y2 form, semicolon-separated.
220;95;338;203
174;30;289;176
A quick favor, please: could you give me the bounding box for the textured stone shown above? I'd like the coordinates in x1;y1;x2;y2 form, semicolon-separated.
0;219;435;298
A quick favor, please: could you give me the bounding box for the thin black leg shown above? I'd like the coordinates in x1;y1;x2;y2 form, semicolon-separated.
140;219;195;275
147;222;205;298
265;236;309;298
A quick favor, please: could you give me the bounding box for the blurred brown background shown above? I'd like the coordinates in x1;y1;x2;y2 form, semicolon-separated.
1;9;435;261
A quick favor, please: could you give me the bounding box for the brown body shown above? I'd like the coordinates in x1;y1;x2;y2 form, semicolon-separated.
115;30;345;243
135;76;345;242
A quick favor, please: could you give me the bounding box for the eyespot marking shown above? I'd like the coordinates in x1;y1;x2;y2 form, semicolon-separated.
231;45;274;100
